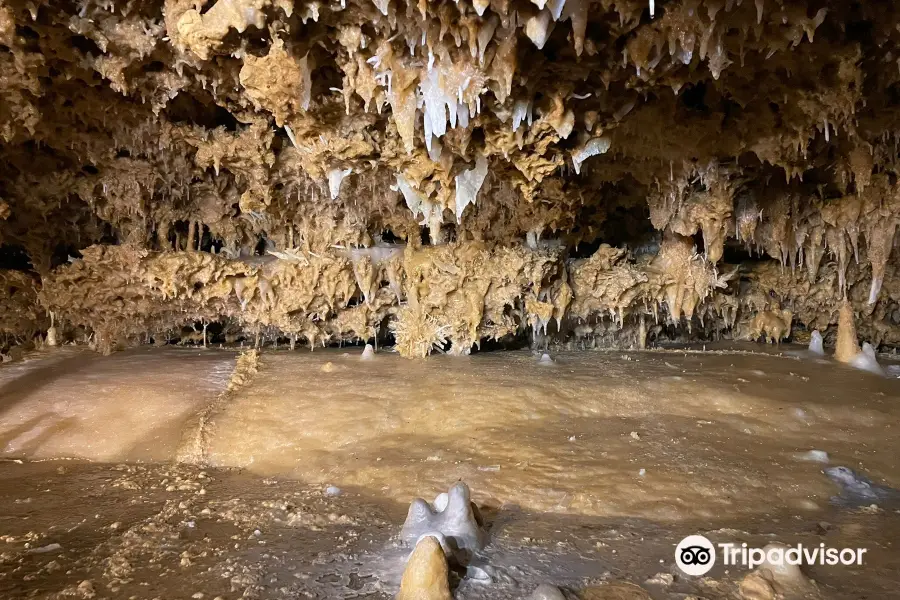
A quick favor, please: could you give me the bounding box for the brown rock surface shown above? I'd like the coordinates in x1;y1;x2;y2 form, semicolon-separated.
0;0;898;355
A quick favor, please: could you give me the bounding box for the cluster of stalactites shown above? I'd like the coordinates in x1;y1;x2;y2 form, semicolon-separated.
648;163;900;308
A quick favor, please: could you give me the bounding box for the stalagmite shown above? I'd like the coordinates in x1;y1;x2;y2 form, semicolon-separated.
45;311;59;346
530;584;566;600
849;342;885;376
396;536;452;600
808;330;824;355
637;314;647;349
834;301;860;364
401;482;484;556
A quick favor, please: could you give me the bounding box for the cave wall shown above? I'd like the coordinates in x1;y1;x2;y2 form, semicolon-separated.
0;0;899;355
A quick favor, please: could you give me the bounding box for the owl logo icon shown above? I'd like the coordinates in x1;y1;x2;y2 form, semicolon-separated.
675;535;716;576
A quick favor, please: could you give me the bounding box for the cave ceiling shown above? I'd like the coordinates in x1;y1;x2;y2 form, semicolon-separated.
1;0;899;356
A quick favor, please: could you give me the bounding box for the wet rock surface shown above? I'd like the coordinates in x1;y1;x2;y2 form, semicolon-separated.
0;459;898;599
0;345;898;598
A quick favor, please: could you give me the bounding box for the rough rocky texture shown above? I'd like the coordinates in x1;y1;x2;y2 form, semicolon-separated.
1;0;900;355
739;543;821;600
0;269;46;349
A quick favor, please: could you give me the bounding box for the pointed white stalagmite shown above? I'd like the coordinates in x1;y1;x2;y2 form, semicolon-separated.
849;342;885;376
284;124;298;148
808;330;824;355
361;343;375;360
46;311;59;346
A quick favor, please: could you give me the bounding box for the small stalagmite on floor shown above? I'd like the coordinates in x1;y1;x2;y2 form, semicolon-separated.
396;536;452;600
528;583;566;600
401;482;484;558
808;330;825;355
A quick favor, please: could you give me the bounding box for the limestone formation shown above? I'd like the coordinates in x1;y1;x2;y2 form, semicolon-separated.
401;482;484;559
808;330;824;355
529;583;566;600
396;536;452;600
0;270;47;352
748;308;793;344
0;0;898;356
835;301;860;363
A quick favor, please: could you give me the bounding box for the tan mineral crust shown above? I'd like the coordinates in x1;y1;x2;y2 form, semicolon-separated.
396;536;452;600
0;0;898;355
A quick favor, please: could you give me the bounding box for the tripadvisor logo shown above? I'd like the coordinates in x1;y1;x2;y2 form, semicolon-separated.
675;534;868;576
675;535;716;576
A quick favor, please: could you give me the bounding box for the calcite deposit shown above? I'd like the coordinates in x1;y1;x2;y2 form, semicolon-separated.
1;0;899;355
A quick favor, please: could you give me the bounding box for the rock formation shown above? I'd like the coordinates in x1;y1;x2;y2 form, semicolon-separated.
401;482;484;560
834;300;860;363
0;0;899;356
397;536;453;600
739;543;821;600
529;583;566;600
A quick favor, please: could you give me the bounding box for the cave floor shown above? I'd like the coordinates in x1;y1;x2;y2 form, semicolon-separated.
0;345;899;599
